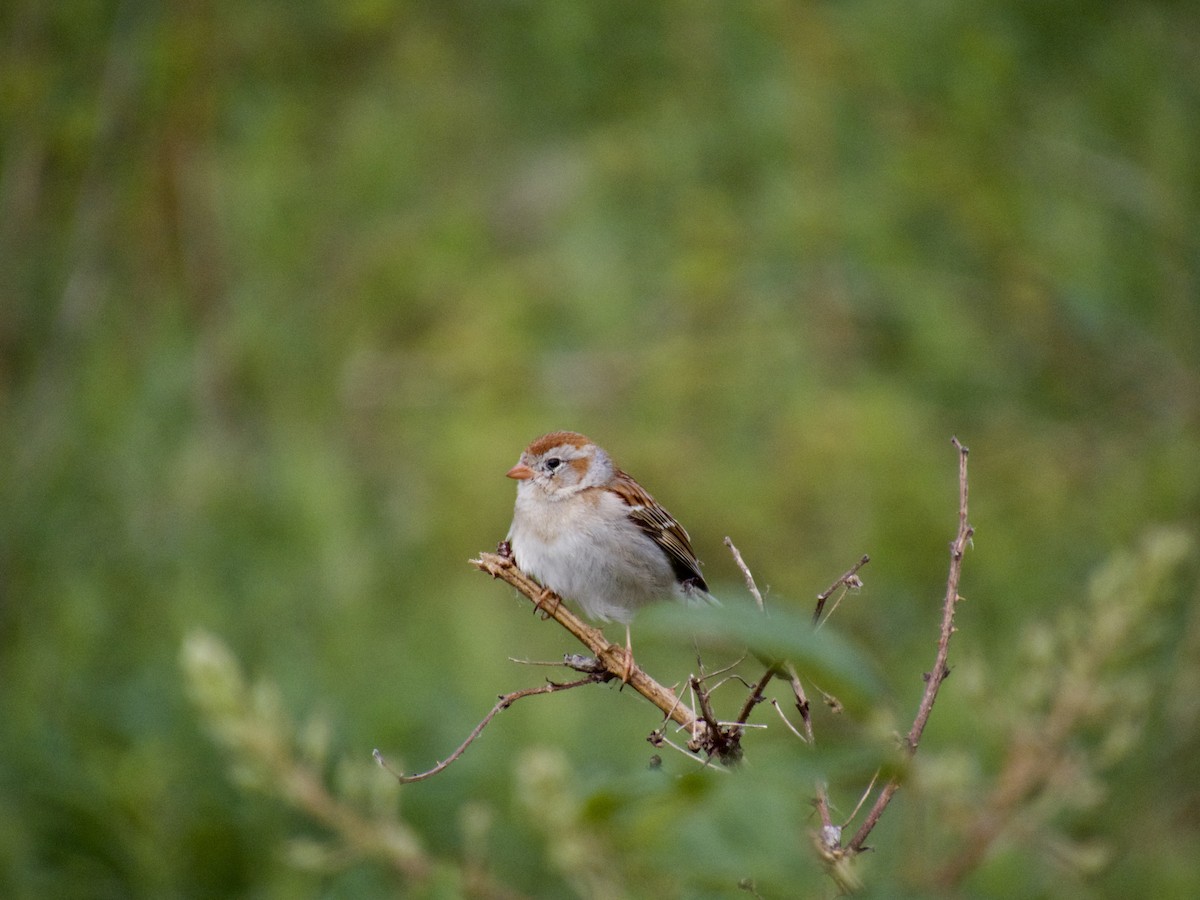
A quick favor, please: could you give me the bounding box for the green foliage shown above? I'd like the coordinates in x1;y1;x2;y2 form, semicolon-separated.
2;0;1199;896
640;602;886;711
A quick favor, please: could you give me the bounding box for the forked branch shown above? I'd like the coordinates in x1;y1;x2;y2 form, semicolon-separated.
813;554;870;626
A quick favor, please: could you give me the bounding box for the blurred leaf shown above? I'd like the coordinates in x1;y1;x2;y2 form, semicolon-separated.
2;0;1198;896
639;602;886;710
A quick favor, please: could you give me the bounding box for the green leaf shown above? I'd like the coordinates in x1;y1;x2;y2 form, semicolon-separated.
638;602;886;709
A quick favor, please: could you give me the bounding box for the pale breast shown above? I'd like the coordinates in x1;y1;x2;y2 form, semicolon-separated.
509;488;680;623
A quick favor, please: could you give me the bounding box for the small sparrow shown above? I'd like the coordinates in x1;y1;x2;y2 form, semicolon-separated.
505;431;713;680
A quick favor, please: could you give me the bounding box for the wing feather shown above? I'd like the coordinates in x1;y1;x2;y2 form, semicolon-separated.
608;471;708;591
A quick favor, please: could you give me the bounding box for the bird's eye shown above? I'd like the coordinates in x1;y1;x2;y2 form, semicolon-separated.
545;457;562;471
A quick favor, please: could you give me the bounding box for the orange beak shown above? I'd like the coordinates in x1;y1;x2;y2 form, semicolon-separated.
506;463;534;480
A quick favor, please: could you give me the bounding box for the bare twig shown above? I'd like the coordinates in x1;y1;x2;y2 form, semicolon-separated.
690;675;723;736
845;437;973;854
769;699;809;742
812;784;851;892
687;674;744;763
785;663;815;744
842;769;880;827
930;529;1191;888
375;676;604;784
725;536;766;611
654;734;734;770
735;666;778;726
709;673;756;692
708;540;824;753
723;539;792;736
508;657;575;667
695;654;749;683
813;554;870;626
473;552;739;761
723;538;820;757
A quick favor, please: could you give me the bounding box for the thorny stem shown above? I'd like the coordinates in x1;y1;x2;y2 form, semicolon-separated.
690;674;724;737
844;436;973;854
735;666;778;726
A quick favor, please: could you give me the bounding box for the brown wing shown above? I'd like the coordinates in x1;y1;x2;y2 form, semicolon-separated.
609;471;708;591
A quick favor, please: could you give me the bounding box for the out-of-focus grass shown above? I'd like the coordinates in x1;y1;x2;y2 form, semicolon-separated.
1;1;1198;896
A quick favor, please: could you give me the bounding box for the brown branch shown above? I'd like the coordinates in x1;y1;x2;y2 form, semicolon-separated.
785;662;815;744
689;675;723;735
735;666;777;726
813;554;870;625
473;552;737;758
725;537;819;757
725;536;766;611
845;436;973;854
375;675;603;784
930;533;1184;887
723;537;782;731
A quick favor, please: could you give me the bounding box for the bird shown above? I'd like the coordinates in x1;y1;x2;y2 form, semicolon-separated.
505;431;712;682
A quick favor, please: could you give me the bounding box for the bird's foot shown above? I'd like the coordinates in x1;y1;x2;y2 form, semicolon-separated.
533;588;561;619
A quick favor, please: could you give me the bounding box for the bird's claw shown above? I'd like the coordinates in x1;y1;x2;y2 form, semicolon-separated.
533;588;561;619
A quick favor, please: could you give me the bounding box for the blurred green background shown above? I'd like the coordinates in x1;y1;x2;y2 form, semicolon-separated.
2;1;1199;897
